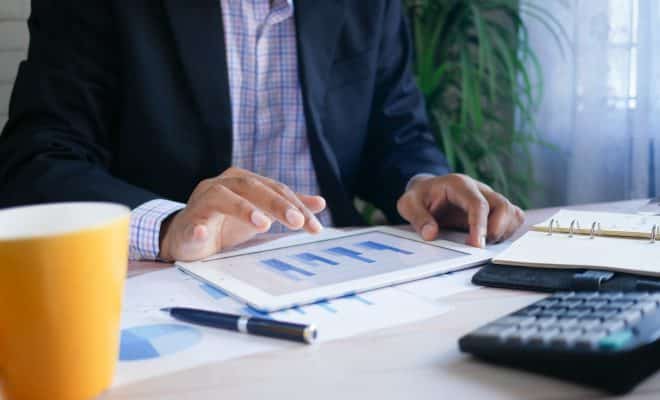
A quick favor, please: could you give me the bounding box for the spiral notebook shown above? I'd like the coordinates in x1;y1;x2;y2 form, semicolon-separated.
493;209;660;277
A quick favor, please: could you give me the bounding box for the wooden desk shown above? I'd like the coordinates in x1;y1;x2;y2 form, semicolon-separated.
103;199;660;400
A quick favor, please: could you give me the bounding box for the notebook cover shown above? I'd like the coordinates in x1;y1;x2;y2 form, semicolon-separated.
472;263;660;293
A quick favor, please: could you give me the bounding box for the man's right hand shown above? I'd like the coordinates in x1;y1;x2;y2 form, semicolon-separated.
159;167;326;262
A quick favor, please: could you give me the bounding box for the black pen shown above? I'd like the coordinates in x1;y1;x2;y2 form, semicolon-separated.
160;307;317;344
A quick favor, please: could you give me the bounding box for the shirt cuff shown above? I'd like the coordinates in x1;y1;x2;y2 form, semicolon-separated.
129;199;186;261
405;173;436;192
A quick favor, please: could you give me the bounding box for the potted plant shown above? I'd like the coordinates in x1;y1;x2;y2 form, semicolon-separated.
405;0;565;208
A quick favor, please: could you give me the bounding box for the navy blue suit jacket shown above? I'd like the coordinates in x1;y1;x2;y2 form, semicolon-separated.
0;0;450;226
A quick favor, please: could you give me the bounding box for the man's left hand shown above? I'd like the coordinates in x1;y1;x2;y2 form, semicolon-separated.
397;174;525;248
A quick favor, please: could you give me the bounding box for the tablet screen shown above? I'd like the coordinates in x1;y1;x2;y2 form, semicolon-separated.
202;231;468;296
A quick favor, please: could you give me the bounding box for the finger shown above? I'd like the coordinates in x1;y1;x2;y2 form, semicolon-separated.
260;178;323;233
501;206;525;241
482;191;512;243
222;177;309;231
397;192;438;241
439;178;489;248
191;184;272;232
487;206;511;243
298;194;326;214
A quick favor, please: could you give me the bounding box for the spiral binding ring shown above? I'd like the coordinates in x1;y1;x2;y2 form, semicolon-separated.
568;219;580;237
589;221;601;239
547;219;560;235
652;225;658;244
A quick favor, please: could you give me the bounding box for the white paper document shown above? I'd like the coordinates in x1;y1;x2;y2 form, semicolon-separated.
494;230;660;276
395;267;480;301
115;268;452;386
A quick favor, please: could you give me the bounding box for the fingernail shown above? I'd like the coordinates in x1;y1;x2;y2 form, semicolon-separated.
421;223;435;240
250;210;271;228
286;208;305;227
479;235;486;248
309;216;323;232
193;225;208;241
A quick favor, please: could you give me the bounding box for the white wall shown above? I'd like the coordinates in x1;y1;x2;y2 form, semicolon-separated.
0;0;30;131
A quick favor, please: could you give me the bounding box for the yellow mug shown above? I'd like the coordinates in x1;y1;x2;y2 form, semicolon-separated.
0;202;130;400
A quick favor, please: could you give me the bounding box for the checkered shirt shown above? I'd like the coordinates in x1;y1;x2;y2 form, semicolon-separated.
129;0;330;260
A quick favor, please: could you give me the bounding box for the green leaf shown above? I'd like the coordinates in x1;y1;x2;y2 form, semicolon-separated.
406;0;562;207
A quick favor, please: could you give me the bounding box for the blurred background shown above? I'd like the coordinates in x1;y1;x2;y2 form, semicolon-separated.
0;0;657;212
0;0;28;133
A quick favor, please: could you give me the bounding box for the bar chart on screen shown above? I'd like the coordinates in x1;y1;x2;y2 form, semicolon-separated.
259;239;415;280
212;232;467;296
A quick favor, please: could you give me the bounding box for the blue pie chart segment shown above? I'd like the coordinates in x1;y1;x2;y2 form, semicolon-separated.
119;324;202;361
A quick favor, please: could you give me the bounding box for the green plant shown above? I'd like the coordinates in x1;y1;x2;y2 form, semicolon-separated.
405;0;565;208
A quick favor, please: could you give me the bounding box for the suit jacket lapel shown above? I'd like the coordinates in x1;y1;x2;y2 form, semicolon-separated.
163;0;233;170
296;0;362;225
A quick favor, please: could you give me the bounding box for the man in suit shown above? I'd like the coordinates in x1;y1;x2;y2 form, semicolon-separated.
0;0;523;261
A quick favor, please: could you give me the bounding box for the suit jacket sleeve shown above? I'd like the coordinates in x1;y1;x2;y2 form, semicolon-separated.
0;1;158;208
354;0;450;223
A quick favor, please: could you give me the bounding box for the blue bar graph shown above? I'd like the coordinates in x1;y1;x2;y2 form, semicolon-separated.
294;252;339;266
340;292;374;305
352;295;374;305
243;306;271;318
291;306;306;315
357;241;413;255
326;247;375;263
314;300;338;313
199;283;228;300
261;258;315;281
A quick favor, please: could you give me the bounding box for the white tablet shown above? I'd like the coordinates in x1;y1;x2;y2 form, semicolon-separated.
176;227;492;312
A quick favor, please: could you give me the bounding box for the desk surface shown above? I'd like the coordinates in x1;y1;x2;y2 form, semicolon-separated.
104;199;660;400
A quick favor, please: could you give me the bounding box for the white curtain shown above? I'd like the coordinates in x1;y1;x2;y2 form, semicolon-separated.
524;0;660;207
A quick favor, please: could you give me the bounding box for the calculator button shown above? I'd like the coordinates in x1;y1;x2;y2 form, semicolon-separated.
621;292;649;302
537;311;563;318
601;320;626;333
648;293;660;303
550;330;583;347
562;299;584;308
575;331;608;349
608;300;635;310
583;300;607;309
598;306;622;314
591;309;619;320
551;291;576;299
471;325;513;341
555;318;579;329
598;292;623;300
584;326;608;336
513;307;543;317
572;305;594;313
535;299;559;308
578;318;602;330
573;292;600;300
494;316;536;328
529;328;561;345
615;310;643;325
598;292;624;300
598;329;634;351
630;301;657;314
563;309;590;318
534;317;557;328
507;328;538;344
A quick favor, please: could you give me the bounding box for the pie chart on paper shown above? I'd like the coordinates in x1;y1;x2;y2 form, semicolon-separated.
119;324;202;361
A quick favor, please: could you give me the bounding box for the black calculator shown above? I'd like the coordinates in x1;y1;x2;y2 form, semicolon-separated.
459;291;660;394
